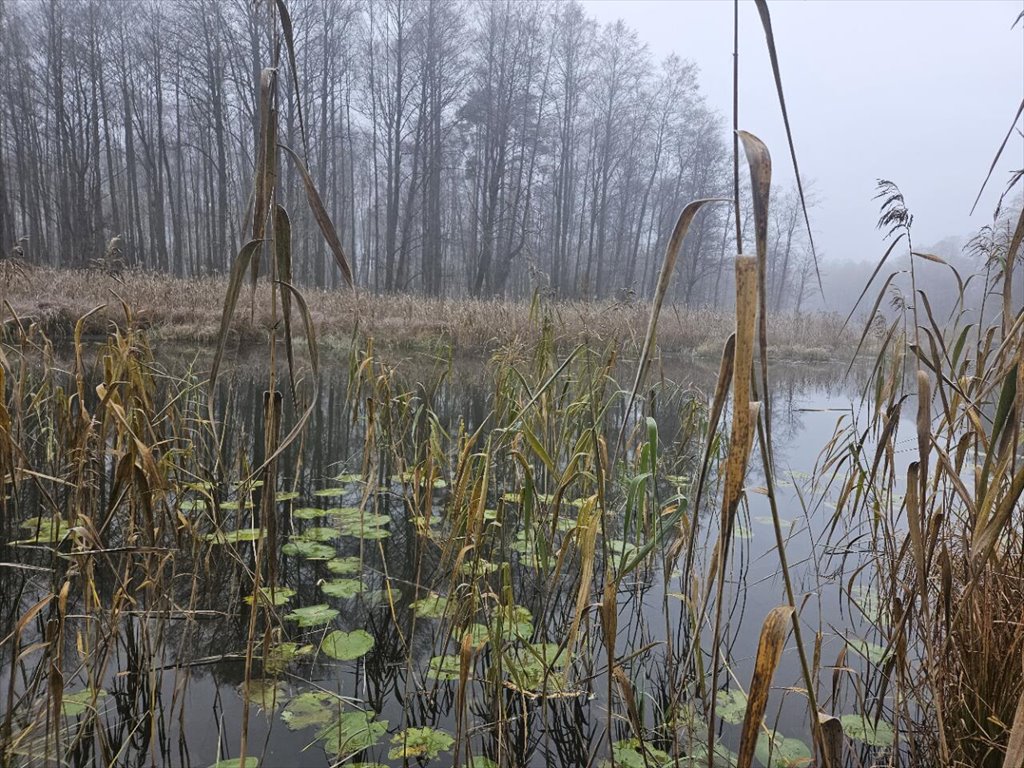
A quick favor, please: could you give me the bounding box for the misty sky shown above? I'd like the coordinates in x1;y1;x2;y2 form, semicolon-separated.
582;0;1024;265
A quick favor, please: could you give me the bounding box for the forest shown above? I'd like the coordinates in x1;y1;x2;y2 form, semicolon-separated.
0;0;821;306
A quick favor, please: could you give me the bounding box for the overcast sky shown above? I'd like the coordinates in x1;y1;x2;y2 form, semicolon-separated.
581;0;1024;264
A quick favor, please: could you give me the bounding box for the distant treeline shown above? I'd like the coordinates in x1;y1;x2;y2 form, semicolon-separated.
0;0;829;305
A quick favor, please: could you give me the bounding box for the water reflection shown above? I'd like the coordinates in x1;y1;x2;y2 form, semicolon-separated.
0;347;888;768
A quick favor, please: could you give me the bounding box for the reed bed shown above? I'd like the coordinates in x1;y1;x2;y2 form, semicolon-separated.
1;267;852;361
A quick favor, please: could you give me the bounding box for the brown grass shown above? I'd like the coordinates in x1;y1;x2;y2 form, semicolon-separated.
2;267;855;360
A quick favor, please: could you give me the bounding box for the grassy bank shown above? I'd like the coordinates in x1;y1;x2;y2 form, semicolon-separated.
1;266;854;360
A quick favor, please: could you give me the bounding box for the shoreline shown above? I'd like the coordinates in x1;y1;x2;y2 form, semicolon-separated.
3;267;863;363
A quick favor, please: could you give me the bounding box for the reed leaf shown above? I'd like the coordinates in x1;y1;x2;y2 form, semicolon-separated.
751;0;820;292
280;144;353;287
736;605;795;768
617;198;728;453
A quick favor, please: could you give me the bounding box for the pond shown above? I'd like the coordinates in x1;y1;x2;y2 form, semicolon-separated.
0;339;901;768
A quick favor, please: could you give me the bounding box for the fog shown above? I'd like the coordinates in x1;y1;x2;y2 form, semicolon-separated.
584;0;1023;266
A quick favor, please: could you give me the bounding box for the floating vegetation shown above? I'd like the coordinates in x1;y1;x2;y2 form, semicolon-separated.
285;605;340;627
321;630;375;661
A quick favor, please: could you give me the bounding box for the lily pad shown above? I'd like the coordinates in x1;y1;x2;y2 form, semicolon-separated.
300;527;342;543
220;499;254;511
335;473;364;484
314;487;347;498
321;630;375;661
715;689;747;725
205;528;263;545
327;556;363;575
207;759;259;768
755;731;812;767
317;711;388;755
411;593;449;619
285;604;339;627
428;654;462;682
276;491;300;502
61;688;107;717
281;538;336;560
244;586;296;606
16;517;72;545
240;679;287;710
490;605;533;640
839;714;895;747
293;507;324;520
388;727;454;760
281;691;344;731
847;638;889;665
602;739;670;768
321;579;364;599
264;642;312;674
506;642;570;692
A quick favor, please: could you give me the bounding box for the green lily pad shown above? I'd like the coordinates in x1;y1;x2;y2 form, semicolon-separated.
244;586;296;606
734;525;754;540
240;679;287;710
847;638;889;665
293;507;324;520
839;714;895;747
321;630;375;661
755;731;812;767
317;711;388;755
300;527;341;543
602;739;670;768
321;579;364;599
335;473;364;484
285;604;339;627
264;642;312;674
61;688;107;717
281;690;344;731
411;593;449;619
388;727;454;760
327;556;363;575
276;491;300;501
607;539;638;558
281;538;336;560
16;517;72;545
205;527;263;545
715;689;748;725
490;605;534;640
506;642;570;692
220;498;254;510
314;487;347;498
461;623;490;648
343;526;390;540
428;654;461;682
207;758;259;768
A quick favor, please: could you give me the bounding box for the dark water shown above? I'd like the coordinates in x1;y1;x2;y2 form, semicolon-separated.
0;350;898;767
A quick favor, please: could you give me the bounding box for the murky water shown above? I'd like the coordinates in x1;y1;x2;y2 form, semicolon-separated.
0;349;899;767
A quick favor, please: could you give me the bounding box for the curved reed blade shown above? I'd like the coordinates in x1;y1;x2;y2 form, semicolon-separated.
752;0;821;294
617;198;728;453
280;144;353;287
274;204;296;398
211;239;262;393
274;0;309;158
970;97;1023;214
250;68;278;296
249;280;320;476
737;131;775;448
736;605;795;768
